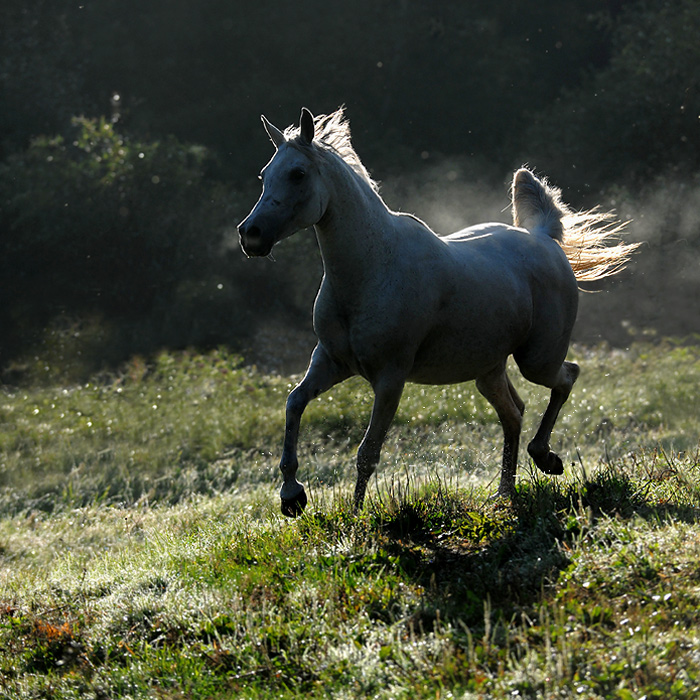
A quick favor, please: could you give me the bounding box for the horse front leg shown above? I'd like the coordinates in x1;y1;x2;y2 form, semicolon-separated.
354;370;406;512
527;361;580;475
279;343;350;517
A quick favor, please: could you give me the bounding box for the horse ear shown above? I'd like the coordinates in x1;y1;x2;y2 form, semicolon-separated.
299;108;315;144
261;114;286;148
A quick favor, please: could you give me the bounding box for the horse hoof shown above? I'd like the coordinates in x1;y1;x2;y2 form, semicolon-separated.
527;441;564;476
536;452;564;475
281;489;307;518
543;452;564;475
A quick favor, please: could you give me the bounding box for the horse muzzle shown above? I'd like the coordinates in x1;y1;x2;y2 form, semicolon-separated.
238;222;275;258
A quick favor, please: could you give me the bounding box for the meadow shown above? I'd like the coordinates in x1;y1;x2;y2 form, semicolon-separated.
1;340;700;699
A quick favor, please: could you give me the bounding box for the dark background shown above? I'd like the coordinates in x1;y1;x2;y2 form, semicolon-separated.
1;0;699;380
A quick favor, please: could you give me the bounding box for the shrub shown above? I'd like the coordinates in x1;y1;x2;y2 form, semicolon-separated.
0;117;278;374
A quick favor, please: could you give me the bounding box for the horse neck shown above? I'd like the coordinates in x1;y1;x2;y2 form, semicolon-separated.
314;155;396;285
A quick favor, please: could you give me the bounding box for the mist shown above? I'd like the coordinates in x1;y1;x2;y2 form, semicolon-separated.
575;176;700;345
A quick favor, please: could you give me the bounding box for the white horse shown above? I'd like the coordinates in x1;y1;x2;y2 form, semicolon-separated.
238;108;636;517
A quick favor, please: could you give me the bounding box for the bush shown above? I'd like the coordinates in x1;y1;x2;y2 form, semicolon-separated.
0;117;280;375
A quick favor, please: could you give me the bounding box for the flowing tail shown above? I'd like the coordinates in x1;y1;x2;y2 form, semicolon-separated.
511;167;639;282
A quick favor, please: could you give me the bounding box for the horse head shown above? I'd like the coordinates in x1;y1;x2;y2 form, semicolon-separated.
238;108;329;258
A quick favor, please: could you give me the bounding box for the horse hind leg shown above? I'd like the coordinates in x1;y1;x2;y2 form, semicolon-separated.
527;361;580;475
476;367;525;498
507;373;525;417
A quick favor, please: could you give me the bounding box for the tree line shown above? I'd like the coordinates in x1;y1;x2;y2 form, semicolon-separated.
1;0;698;378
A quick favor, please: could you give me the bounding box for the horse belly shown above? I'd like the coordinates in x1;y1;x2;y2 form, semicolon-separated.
408;322;524;385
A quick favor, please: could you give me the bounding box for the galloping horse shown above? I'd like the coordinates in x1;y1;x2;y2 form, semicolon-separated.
238;108;636;517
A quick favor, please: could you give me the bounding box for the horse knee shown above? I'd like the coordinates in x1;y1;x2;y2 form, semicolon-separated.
286;385;308;417
564;361;580;387
550;361;579;401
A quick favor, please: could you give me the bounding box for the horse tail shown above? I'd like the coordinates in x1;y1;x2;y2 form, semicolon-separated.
511;167;638;282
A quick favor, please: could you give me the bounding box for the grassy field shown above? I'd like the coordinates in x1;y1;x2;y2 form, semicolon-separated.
1;341;699;699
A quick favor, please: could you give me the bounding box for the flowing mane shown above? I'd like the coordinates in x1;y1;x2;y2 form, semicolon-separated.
284;107;379;192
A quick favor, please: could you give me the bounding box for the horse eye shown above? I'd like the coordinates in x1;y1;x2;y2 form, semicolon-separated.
289;168;306;182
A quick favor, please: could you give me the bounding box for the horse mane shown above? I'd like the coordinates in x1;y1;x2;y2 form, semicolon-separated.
284;108;380;193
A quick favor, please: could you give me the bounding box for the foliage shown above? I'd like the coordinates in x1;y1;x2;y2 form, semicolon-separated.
0;117;283;371
56;0;614;176
1;117;212;312
0;0;88;158
2;0;696;183
525;0;700;187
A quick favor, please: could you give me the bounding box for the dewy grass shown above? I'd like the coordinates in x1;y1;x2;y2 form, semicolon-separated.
0;342;699;698
2;464;700;699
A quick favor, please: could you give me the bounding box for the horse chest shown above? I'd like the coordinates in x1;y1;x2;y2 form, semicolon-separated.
313;291;409;378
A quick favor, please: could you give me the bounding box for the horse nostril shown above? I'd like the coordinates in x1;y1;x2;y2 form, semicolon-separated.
239;223;261;241
248;225;261;240
239;223;272;257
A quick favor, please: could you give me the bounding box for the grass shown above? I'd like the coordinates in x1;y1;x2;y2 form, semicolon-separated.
0;341;699;698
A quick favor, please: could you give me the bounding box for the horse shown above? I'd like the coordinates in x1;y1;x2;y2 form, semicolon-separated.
238;107;637;517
